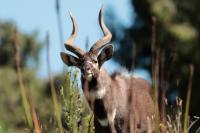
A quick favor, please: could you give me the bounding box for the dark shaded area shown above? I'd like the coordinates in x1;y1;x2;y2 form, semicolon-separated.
108;0;200;117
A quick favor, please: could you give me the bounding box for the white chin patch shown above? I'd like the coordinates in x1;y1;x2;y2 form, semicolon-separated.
89;88;106;99
98;118;109;126
85;74;93;81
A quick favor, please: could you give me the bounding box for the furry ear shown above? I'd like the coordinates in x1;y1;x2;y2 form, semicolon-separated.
98;45;113;67
60;52;81;67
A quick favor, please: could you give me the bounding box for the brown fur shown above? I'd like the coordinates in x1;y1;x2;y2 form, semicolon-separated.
81;69;154;133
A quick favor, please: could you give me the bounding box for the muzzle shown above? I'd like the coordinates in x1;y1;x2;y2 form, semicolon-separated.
83;61;94;81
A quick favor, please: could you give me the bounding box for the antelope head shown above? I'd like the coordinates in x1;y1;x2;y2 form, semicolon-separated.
61;7;113;81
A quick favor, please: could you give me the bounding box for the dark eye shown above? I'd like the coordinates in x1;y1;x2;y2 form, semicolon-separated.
93;59;98;63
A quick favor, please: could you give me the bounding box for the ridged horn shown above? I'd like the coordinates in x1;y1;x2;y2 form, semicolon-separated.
64;12;85;57
89;7;112;54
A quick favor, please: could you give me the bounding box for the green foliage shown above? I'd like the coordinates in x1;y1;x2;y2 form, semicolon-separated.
0;121;7;133
0;20;94;132
59;69;94;133
0;67;45;132
0;21;43;68
0;21;45;132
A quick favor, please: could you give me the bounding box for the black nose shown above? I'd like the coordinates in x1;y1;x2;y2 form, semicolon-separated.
84;65;90;71
87;66;90;70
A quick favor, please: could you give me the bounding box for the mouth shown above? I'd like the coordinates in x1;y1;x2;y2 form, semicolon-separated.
84;72;93;81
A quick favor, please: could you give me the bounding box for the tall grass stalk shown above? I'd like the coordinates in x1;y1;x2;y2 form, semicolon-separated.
55;0;64;50
183;64;194;133
46;33;63;133
28;89;41;133
13;28;33;128
151;16;160;132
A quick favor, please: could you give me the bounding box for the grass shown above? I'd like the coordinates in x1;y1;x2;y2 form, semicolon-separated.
60;69;94;133
13;28;33;128
183;64;194;133
151;16;160;132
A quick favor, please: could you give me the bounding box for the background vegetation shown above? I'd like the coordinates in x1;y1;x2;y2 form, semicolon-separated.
0;0;200;132
109;0;200;116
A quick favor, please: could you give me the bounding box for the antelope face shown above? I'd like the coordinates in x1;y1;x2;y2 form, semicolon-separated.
61;45;113;81
81;53;99;81
60;7;113;81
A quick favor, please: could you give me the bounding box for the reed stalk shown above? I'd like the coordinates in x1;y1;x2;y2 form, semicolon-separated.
13;28;33;128
151;16;160;133
55;0;64;50
28;89;41;133
46;32;63;133
183;64;194;133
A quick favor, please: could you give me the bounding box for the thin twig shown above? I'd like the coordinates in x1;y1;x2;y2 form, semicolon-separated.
188;117;200;132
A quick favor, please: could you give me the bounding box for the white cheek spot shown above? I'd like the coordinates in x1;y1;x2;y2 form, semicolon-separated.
98;119;109;127
132;75;139;78
89;87;106;99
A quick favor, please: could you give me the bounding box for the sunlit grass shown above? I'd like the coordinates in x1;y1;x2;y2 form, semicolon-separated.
60;68;94;133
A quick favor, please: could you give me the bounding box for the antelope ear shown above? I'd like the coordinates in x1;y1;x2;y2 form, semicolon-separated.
60;52;81;67
98;45;113;67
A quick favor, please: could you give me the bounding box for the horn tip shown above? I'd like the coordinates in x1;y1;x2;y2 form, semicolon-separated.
100;5;104;14
100;5;104;10
67;10;73;18
69;11;73;18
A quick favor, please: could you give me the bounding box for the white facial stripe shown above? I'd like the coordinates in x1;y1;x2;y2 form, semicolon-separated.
86;61;93;64
89;88;106;99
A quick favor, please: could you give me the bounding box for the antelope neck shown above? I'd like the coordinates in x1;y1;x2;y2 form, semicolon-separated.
82;69;117;126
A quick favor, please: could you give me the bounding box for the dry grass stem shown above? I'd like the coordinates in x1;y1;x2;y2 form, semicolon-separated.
13;28;33;128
